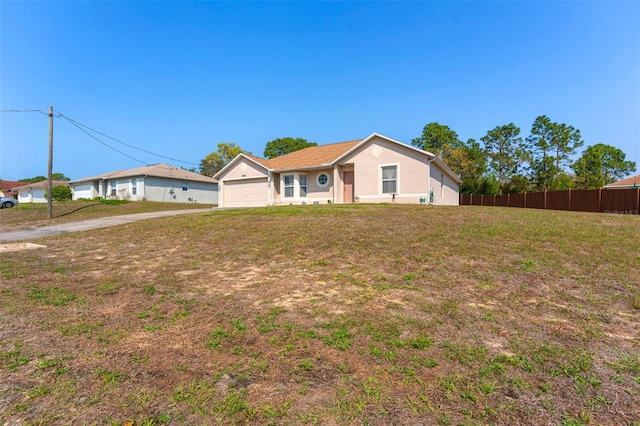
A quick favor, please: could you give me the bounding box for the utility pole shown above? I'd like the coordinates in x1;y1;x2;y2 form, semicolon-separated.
48;106;53;219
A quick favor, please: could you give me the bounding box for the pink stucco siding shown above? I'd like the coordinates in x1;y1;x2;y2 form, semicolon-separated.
220;157;269;181
340;135;431;204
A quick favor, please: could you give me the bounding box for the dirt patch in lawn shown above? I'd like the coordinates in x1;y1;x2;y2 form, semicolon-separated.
0;243;47;252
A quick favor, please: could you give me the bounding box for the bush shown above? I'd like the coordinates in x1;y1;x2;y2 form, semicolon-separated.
44;186;72;202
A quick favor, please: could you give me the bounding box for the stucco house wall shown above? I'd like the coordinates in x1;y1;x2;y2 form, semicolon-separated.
429;166;460;205
144;177;218;204
222;157;269;181
342;135;431;204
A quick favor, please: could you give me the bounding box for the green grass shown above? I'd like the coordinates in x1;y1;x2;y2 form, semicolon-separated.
0;204;638;424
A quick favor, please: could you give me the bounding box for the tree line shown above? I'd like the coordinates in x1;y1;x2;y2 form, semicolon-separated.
198;119;636;195
411;118;636;195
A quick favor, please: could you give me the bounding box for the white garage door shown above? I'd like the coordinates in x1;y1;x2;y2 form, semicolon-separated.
72;184;93;200
223;179;268;207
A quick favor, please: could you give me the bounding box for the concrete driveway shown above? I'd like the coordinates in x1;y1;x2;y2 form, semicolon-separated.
0;208;213;242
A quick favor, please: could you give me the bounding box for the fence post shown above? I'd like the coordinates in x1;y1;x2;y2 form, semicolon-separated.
568;189;571;211
507;193;510;207
524;192;527;208
493;195;496;206
544;190;547;210
598;188;602;212
481;194;484;206
636;187;639;212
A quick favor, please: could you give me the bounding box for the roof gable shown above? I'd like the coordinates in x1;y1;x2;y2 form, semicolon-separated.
214;154;271;180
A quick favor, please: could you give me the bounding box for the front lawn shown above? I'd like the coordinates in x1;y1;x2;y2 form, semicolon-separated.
0;204;638;424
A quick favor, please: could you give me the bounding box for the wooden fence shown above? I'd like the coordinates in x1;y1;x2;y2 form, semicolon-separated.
460;188;640;214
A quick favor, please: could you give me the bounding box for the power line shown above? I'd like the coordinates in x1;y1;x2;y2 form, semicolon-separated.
2;108;201;167
59;114;149;165
0;109;48;115
56;111;200;166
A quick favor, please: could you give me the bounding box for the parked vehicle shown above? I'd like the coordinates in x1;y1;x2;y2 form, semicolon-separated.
0;197;19;208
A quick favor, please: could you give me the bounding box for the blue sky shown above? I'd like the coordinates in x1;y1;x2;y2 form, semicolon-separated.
1;1;639;181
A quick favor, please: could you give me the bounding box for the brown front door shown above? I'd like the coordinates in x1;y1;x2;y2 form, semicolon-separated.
343;171;354;203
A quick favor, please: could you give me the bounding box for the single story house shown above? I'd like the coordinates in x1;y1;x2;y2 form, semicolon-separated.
0;180;28;198
14;180;70;203
604;174;640;189
69;164;218;205
214;132;461;208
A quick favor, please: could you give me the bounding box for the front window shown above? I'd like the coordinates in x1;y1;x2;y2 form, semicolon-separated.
299;175;307;197
284;175;294;197
132;178;137;195
382;166;397;194
110;182;116;197
317;173;329;187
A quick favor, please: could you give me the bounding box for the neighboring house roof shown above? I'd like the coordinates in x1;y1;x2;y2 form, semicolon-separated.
13;180;69;191
69;164;217;184
214;133;462;184
1;180;28;192
604;174;640;189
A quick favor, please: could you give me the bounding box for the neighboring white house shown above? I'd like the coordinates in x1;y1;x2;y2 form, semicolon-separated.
214;132;461;208
69;164;218;205
14;180;70;203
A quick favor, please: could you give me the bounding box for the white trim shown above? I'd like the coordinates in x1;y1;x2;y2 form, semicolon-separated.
283;174;295;198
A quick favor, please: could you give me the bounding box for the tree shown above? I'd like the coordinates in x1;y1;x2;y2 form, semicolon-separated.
549;122;583;188
502;175;531;194
526;116;555;191
572;144;636;189
411;122;463;159
481;123;526;195
19;173;69;183
446;139;489;194
52;173;70;181
263;137;317;159
199;143;247;177
527;116;583;191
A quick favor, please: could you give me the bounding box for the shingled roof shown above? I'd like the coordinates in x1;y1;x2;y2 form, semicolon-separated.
604;174;640;188
69;164;216;184
243;140;362;171
13;180;70;191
